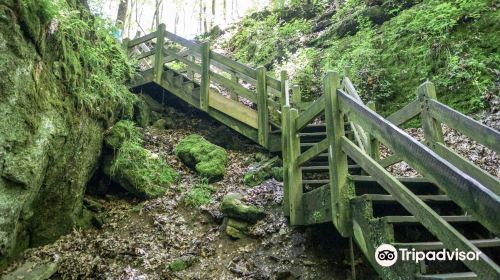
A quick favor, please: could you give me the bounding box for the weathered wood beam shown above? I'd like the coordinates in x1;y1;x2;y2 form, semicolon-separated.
257;67;269;147
386;99;421;127
153;24;166;84
288;108;304;225
200;42;210;111
295;94;326;132
326;72;352;237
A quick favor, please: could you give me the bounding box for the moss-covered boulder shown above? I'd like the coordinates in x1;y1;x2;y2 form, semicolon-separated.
224;218;249;239
108;141;178;199
243;156;283;187
220;193;265;223
104;120;142;150
175;134;228;180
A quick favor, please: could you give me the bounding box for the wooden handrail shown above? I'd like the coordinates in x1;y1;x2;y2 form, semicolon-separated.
337;89;500;236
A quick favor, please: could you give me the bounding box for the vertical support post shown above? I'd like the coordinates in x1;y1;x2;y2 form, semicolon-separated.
288;108;303;225
230;73;239;101
291;85;301;109
417;81;444;148
282;105;290;217
257;66;269;147
153;24;166;84
200;42;210;111
367;101;380;161
280;70;288;108
325;71;351;237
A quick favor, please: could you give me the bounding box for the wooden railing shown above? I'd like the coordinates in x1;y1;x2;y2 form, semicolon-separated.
283;71;500;279
123;24;287;148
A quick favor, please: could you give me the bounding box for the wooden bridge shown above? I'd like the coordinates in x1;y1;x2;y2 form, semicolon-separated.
124;24;500;280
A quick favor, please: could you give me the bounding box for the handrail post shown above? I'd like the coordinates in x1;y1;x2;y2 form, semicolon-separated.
257;66;269;147
325;71;352;237
282;105;290;217
200;42;210;111
153;24;166;84
280;70;288;108
288;108;303;225
367;101;380;160
417;81;444;148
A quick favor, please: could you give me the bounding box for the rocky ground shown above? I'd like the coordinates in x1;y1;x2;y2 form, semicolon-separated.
2;104;375;280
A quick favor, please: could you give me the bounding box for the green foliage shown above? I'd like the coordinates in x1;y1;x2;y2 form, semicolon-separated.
53;4;137;122
169;259;188;272
227;14;312;67
175;134;228;181
227;0;497;117
184;180;215;207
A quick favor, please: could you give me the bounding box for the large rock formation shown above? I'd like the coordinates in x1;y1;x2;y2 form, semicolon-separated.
0;0;135;268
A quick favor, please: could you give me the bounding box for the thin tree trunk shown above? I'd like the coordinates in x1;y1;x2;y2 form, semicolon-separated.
211;0;215;29
203;2;207;33
223;0;226;21
199;0;203;33
116;0;129;25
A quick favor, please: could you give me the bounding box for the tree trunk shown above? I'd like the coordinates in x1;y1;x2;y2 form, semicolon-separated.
211;0;216;29
116;0;129;26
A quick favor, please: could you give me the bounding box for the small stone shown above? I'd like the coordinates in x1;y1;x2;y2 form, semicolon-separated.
221;193;266;223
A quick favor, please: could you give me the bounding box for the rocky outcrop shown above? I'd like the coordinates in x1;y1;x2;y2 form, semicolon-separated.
0;0;135;268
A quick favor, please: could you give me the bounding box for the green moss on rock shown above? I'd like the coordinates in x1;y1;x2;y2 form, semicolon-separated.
175;134;228;180
220;193;265;223
243;156;283;187
104;120;142;150
109;141;178;199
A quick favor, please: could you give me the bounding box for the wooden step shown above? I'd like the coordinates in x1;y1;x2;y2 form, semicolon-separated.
393;238;500;251
352;175;441;195
384;215;476;224
417;272;476;280
301;165;361;172
360;194;451;203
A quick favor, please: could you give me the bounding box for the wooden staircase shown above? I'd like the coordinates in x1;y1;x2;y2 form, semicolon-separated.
125;25;500;279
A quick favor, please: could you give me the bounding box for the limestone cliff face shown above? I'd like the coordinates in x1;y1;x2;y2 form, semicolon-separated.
0;0;133;268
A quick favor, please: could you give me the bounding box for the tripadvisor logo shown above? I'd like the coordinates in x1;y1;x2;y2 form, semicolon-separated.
374;244;481;267
375;244;398;267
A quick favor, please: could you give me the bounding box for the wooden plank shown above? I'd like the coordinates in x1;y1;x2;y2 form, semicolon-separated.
302;184;332;225
136;49;155;61
360;194;451;202
288;108;304;225
429;99;500;154
394;239;500;251
210;51;256;80
200;42;210;111
153;24;165;84
417;272;477;280
341;136;500;278
257;67;269;147
433;142;500;196
387;99;421;126
209;71;256;103
338;89;500;236
230;73;239;100
418;82;444;145
208;89;258;129
282;106;290;216
164;30;201;52
297;138;329;167
266;75;281;92
384;215;476;224
325;72;352;237
295;94;326;132
378;154;403;167
128;31;158;47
